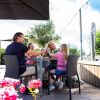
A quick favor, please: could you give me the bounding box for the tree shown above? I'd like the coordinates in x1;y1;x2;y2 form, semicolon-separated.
23;38;28;46
27;21;61;48
96;31;100;55
69;48;80;56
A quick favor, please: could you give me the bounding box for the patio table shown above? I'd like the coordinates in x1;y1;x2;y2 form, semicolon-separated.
26;57;57;96
26;57;50;95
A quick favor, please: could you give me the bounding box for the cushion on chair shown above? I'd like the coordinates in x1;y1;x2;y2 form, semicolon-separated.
20;66;36;77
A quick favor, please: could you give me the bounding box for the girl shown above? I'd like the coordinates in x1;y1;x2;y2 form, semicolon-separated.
49;43;68;90
50;43;68;75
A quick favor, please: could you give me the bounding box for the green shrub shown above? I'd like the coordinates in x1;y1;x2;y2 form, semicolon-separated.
0;49;5;65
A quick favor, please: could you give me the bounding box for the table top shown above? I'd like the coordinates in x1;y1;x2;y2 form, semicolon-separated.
26;56;57;61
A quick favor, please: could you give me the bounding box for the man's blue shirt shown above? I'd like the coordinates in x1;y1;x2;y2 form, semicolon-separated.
5;42;29;66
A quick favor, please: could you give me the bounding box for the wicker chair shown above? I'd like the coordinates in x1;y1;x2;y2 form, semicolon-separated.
3;55;38;80
48;55;81;100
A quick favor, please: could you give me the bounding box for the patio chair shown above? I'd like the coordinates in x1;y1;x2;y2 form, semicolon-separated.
47;55;81;100
3;55;38;80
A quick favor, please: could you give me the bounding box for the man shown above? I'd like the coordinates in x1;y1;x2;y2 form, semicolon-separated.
5;32;44;75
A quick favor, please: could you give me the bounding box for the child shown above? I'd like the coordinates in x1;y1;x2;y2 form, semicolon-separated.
49;43;68;90
50;43;68;74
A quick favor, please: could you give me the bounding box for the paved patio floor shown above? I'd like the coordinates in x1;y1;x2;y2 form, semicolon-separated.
0;66;100;100
21;83;100;100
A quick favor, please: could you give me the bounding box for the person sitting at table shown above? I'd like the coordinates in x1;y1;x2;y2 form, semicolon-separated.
48;43;68;90
43;41;58;69
5;32;45;75
43;41;56;58
47;41;56;53
26;43;36;66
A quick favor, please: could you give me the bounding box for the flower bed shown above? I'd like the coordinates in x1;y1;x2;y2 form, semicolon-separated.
0;78;42;100
0;77;21;100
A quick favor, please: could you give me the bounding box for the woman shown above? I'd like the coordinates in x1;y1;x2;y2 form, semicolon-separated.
27;43;34;50
43;41;56;58
26;43;36;65
47;41;56;53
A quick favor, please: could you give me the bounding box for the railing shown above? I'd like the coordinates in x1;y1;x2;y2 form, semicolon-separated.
78;60;100;88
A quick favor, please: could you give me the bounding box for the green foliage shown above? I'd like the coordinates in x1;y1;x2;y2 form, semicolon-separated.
27;21;61;48
96;31;100;55
69;48;80;56
23;38;28;46
0;49;5;65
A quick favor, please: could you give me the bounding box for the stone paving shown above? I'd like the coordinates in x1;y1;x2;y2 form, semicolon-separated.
0;66;100;100
22;83;100;100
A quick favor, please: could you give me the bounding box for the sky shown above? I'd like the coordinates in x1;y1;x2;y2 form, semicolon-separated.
50;0;100;53
0;0;100;54
89;0;100;11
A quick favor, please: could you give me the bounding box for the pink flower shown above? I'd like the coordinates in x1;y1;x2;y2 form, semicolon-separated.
9;94;17;100
28;79;42;89
19;84;26;94
0;88;18;100
0;78;20;88
0;78;21;100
